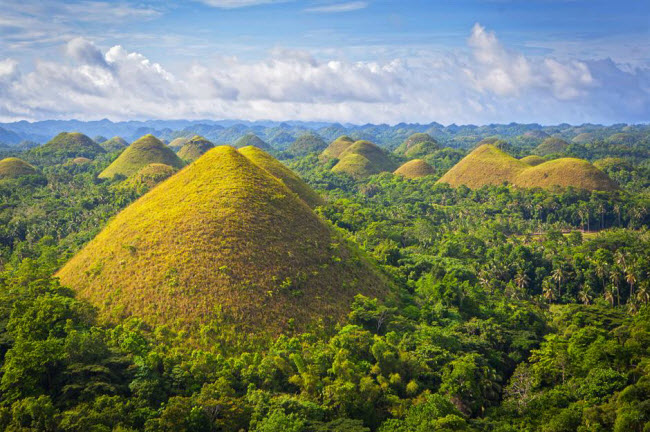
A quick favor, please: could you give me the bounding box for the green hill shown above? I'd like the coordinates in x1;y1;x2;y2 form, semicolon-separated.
239;146;324;207
177;136;215;162
0;157;41;180
332;140;396;179
593;157;633;172
169;137;191;151
287;133;327;156
394;159;435;179
32;132;105;162
320;135;355;161
118;163;177;195
395;133;440;158
515;158;619;191
572;132;595;144
98;134;184;179
57;146;389;336
520;155;546;166
100;136;129;152
68;157;92;165
536;137;569;155
233;134;272;151
437;144;529;188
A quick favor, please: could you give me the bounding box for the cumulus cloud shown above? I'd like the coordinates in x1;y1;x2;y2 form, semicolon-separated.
0;25;648;124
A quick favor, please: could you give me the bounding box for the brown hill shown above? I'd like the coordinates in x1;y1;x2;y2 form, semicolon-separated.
394;159;435;179
99;134;184;179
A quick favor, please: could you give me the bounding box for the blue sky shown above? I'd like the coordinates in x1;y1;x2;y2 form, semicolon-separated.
0;0;649;124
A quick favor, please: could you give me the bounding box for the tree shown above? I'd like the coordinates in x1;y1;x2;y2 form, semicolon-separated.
551;267;566;300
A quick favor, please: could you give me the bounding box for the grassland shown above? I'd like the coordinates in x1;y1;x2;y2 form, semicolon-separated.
395;133;440;158
32;132;106;160
288;133;327;156
320;135;355;161
0;157;40;180
332;140;396;179
515;158;619;191
536;137;570;155
233;133;272;151
520;155;546;166
100;136;129;152
394;159;435;178
99;134;184;179
118;163;177;194
177;136;215;161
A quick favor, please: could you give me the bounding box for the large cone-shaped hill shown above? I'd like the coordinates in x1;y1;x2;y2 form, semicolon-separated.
0;157;41;180
320;136;355;161
32;132;105;161
99;134;184;179
57;146;389;335
395;133;440;158
288;133;327;156
234;134;272;151
239;146;324;207
394;159;435;179
169;137;191;151
178;136;215;161
438;144;618;191
520;155;546;166
100;136;129;152
332;141;396;179
437;144;529;188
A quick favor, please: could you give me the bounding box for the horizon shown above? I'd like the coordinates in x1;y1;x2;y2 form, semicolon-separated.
1;0;649;124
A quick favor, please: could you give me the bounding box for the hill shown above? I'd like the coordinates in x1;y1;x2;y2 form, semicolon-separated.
523;130;550;139
437;144;529;188
515;158;619;191
233;134;272;151
394;159;435;178
320;135;355;161
100;136;129;152
239;146;324;207
536;137;570;155
68;157;92;165
32;132;105;162
98;134;184;179
118;163;177;195
395;133;440;158
168;136;191;151
332;140;396;179
287;133;327;156
57;146;389;336
0;157;41;180
520;155;546;166
177;136;215;161
572;132;595;144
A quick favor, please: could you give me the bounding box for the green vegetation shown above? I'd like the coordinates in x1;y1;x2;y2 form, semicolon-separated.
288;133;328;156
30;132;105;164
395;133;440;158
100;136;129;152
536;137;570;155
118;163;177;195
234;133;272;151
394;159;435;178
68;157;92;165
177;135;215;161
168;136;191;151
0;157;42;181
239;145;324;207
320;135;355;161
99;134;184;179
332;141;396;179
520;155;546;166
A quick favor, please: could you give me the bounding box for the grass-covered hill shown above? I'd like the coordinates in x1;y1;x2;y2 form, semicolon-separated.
239;145;324;208
118;163;177;195
523;130;550;139
233;133;272;151
100;136;129;152
536;137;570;155
516;158;620;191
287;132;327;156
320;135;355;161
437;144;530;188
0;157;41;180
438;144;619;191
98;134;184;179
68;157;92;165
395;133;440;158
572;132;596;143
332;140;396;179
57;146;389;336
177;135;215;162
168;136;191;151
520;155;546;166
394;159;435;178
31;132;105;162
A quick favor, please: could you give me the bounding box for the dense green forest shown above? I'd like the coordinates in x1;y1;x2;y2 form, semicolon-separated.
0;126;649;432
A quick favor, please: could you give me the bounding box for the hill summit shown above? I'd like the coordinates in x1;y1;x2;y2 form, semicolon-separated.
57;146;388;335
0;157;41;180
32;132;105;162
394;159;435;179
320;135;355;161
177;136;215;161
99;134;184;179
288;133;328;156
331;140;396;179
234;134;272;151
395;133;440;158
100;136;129;152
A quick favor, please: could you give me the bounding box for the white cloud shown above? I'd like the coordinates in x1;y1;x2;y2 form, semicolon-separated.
0;26;648;124
197;0;292;8
304;1;368;13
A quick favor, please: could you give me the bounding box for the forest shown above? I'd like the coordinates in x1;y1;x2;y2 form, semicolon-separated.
0;122;648;432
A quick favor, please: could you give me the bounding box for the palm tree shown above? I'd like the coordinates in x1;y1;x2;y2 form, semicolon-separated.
636;283;649;306
578;284;593;305
610;269;622;306
627;300;639;315
552;267;565;300
515;268;530;292
626;267;637;303
542;279;555;303
604;287;615;307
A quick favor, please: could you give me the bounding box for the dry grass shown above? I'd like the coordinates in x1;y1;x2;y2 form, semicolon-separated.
57;146;390;337
178;136;215;162
520;155;546;166
515;158;619;191
394;159;435;178
332;140;396;179
33;132;106;158
320;135;355;161
233;134;272;151
100;136;129;152
395;133;439;158
118;163;177;194
536;137;569;155
99;134;184;179
0;157;40;180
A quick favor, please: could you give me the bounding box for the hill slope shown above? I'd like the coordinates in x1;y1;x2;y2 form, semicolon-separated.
536;137;570;155
437;144;529;188
520;155;546;166
32;132;105;161
118;163;177;195
0;157;41;180
177;136;215;161
515;158;619;191
320;135;355;161
100;136;129;152
332;141;396;179
99;134;184;179
57;146;388;335
287;133;327;156
394;159;435;179
395;133;440;158
239;146;324;207
233;134;272;151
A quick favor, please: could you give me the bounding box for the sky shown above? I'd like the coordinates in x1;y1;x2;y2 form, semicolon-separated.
0;0;649;125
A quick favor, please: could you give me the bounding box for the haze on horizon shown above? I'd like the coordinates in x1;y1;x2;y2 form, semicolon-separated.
1;0;649;125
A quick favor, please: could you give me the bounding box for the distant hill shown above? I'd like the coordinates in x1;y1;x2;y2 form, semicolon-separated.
99;134;184;179
177;136;215;161
287;133;327;156
93;135;108;144
438;144;618;191
394;159;435;178
31;132;105;162
57;146;389;336
0;157;42;180
100;136;129;152
572;132;596;144
332;140;396;179
233;133;272;151
536;137;570;155
524;130;550;139
239;146;324;208
520;155;546;166
395;133;440;158
168;136;191;151
320;135;355;161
